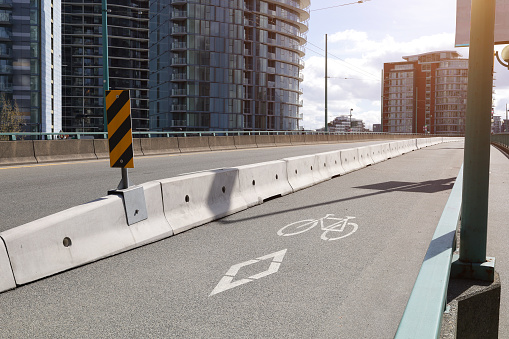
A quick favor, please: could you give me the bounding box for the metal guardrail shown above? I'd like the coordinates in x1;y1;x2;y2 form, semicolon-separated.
491;133;509;148
0;131;462;141
395;165;463;338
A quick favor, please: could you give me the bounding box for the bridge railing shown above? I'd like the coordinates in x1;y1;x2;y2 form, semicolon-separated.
0;130;463;141
491;133;509;149
395;165;463;338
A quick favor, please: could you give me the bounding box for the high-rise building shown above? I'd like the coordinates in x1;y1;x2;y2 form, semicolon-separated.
382;51;468;135
61;0;149;133
0;0;61;134
148;0;308;132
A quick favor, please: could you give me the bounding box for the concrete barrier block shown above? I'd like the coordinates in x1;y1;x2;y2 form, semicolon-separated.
93;139;109;159
133;138;143;156
125;181;174;246
236;160;293;207
274;135;292;146
284;154;329;192
340;148;364;173
0;140;37;166
388;142;403;157
289;134;306;145
416;138;428;149
255;135;277;147
304;134;318;144
316;151;345;177
34;139;97;163
368;144;388;164
140;137;180;155
1;195;135;285
178;136;211;153
316;135;329;144
208;136;236;151
158;169;248;234
357;146;375;167
0;239;15;292
234;135;257;149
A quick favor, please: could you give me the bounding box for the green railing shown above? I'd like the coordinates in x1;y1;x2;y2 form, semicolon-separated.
0;130;461;141
395;166;463;338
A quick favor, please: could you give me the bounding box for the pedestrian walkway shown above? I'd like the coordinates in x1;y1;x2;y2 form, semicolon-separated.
487;145;509;336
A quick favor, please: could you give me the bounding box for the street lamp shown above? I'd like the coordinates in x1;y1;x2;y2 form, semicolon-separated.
349;108;353;132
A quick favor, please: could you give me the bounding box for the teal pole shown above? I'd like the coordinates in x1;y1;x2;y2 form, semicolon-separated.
102;0;110;133
324;34;328;132
460;0;495;264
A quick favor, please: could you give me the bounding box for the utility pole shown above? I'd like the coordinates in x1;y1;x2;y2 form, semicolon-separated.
349;108;353;131
325;34;328;132
102;0;109;133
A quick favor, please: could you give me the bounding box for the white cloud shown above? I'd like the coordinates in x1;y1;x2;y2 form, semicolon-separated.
301;29;468;130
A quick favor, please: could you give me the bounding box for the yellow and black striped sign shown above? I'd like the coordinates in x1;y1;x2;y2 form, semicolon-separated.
106;90;134;168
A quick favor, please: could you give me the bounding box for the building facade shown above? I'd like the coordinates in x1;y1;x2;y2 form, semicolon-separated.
148;0;308;132
0;0;61;134
327;115;366;133
61;0;149;133
382;51;468;135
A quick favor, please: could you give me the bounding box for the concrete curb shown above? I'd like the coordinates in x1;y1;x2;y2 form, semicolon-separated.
141;137;180;155
34;140;97;163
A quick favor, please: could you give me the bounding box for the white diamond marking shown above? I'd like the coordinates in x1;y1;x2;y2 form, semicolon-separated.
210;249;287;296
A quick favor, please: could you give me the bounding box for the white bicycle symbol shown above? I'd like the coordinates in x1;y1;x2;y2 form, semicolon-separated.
277;214;358;241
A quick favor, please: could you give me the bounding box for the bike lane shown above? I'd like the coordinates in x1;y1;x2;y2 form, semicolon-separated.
0;142;464;338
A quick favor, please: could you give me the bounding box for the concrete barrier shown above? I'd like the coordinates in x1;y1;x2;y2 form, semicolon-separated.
316;151;345;177
133;138;143;156
177;136;211;153
284;154;329;191
316;135;329;144
208;136;236;151
0;140;37;166
141;137;180;155
368;144;388;164
0;240;15;293
289;134;306;145
416;138;428;149
255;135;277;147
340;148;364;173
234;135;257;149
357;146;375;167
388;142;403;158
93;139;109;159
158;169;248;234
34;139;97;163
236;160;293;207
274;135;292;146
0;181;173;286
304;134;318;144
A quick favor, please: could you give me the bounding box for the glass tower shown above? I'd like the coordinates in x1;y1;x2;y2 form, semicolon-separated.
61;0;149;133
1;0;61;134
148;0;308;132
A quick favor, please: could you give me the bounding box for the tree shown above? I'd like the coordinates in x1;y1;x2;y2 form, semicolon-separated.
0;93;22;140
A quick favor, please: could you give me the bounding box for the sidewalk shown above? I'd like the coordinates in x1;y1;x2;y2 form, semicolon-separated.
487;145;509;336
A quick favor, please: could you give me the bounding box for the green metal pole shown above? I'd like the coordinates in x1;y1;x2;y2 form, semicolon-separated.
460;0;495;264
102;0;110;133
324;34;328;132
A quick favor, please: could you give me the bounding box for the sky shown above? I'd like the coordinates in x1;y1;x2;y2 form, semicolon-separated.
300;0;509;130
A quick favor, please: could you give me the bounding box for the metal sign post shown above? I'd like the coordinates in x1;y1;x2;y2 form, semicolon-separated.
105;89;147;225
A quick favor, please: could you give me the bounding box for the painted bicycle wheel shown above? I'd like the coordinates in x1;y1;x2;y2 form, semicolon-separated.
277;219;317;236
321;222;358;241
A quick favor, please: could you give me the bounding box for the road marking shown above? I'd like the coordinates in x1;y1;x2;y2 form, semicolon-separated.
277;214;358;241
210;249;287;296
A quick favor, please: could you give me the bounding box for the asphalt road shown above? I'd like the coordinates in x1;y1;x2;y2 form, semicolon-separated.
0;141;466;338
1;140;397;232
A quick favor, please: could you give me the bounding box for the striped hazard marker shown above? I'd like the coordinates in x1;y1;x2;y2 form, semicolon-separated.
106;90;134;168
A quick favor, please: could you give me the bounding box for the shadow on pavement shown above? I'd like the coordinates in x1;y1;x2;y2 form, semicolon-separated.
218;177;456;225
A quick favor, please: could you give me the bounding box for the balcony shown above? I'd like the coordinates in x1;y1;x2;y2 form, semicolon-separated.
171;26;187;35
171;119;187;126
298;73;304;81
172;72;187;81
267;67;275;74
171;11;187;20
171;57;187;65
171;42;187;50
171;105;186;111
172;88;186;96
